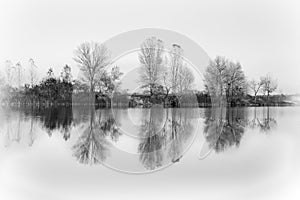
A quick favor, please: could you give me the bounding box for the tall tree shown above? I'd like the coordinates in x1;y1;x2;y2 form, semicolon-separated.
169;44;184;93
204;56;228;98
28;58;38;87
204;56;247;105
4;60;14;87
223;61;247;103
60;64;72;83
138;37;165;95
248;79;263;103
97;65;123;96
163;44;195;98
74;42;110;95
15;62;23;88
60;65;73;100
177;65;195;93
261;74;277;102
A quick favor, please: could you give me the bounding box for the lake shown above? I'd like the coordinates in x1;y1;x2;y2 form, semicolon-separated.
0;106;299;200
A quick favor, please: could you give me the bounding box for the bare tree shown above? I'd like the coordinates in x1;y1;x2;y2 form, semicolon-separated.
248;79;263;103
138;37;165;95
204;56;228;97
178;65;195;93
169;44;183;93
204;57;247;105
97;65;123;97
163;44;192;98
224;61;247;102
4;60;14;87
74;42;110;95
15;62;23;88
28;58;38;87
261;74;277;102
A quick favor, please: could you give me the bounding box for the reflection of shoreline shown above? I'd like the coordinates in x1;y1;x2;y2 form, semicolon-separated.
203;107;277;154
0;106;280;171
248;107;277;133
138;108;195;170
0;107;197;171
203;108;246;153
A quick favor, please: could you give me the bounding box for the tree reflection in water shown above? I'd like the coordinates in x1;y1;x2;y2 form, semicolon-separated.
204;107;278;154
37;106;74;138
204;108;247;153
138;107;166;170
248;107;277;133
167;109;194;163
0;106;279;169
1;107;40;147
138;107;194;170
72;108;121;165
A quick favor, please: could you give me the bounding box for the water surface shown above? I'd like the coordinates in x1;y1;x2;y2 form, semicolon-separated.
0;106;299;200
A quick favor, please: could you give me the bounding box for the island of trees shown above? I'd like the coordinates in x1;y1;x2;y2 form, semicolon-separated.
0;37;297;108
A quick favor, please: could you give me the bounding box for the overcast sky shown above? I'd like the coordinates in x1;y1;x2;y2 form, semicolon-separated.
0;0;299;94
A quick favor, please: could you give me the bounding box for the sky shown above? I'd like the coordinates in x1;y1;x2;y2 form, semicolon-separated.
0;0;300;94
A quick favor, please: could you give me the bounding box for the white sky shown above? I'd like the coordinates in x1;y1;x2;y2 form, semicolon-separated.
0;0;300;94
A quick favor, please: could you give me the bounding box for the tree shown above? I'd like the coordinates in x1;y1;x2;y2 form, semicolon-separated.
110;65;123;91
28;58;38;87
60;64;72;83
97;65;123;97
60;65;73;101
248;79;263;103
169;44;183;93
204;56;227;98
138;37;165;96
4;60;14;87
165;44;195;93
47;67;54;78
15;62;24;88
223;61;247;103
177;65;195;93
41;68;59;102
261;74;277;102
204;56;247;105
74;42;110;95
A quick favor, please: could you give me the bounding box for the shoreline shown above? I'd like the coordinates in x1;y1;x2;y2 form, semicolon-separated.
1;102;298;109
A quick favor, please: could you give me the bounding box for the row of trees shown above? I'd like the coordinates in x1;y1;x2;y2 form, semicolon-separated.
24;66;74;104
0;42;123;105
73;42;123;98
138;37;195;99
71;38;196;106
1;59;39;89
137;37;280;106
248;75;277;103
0;37;282;107
204;56;278;106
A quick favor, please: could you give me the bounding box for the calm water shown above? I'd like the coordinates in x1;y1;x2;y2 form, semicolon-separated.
0;106;300;199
